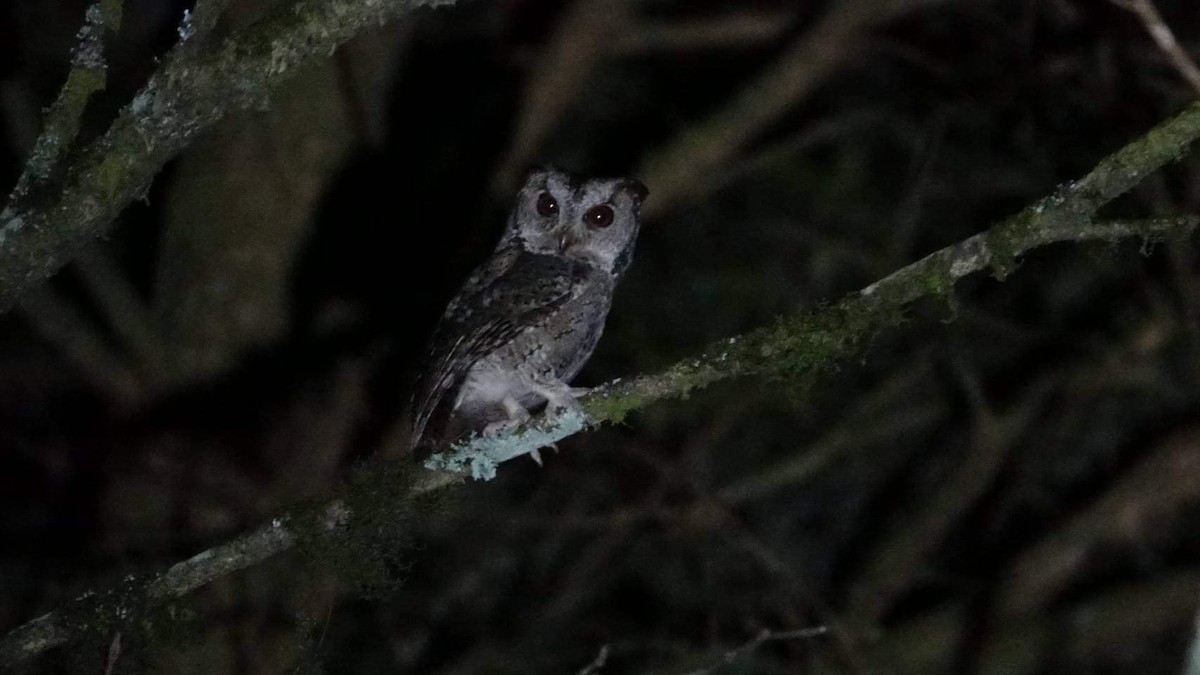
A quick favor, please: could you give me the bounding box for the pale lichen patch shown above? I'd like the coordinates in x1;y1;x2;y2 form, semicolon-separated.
424;408;589;480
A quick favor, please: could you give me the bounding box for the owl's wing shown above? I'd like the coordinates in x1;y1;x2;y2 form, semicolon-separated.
410;250;591;449
442;236;522;320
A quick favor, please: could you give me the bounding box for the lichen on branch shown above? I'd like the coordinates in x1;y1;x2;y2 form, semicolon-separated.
0;0;459;312
7;1;121;205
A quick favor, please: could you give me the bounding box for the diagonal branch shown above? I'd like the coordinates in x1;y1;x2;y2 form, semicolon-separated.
5;99;1200;666
1108;0;1200;96
0;0;459;313
678;626;829;675
8;0;121;203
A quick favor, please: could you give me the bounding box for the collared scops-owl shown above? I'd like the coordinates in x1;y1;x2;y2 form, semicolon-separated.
409;168;647;454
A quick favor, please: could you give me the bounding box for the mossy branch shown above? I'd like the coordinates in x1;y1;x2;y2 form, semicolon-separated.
4;102;1200;667
8;1;121;205
0;0;459;312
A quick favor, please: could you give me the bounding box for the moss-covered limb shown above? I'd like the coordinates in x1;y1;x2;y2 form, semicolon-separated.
0;464;454;666
0;0;460;313
0;208;1193;666
4;101;1200;666
1067;100;1200;213
442;213;1196;472
185;0;234;40
7;2;121;204
584;216;1197;424
0;502;323;665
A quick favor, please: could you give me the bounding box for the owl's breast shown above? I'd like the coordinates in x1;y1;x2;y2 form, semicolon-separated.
492;276;613;384
542;290;612;381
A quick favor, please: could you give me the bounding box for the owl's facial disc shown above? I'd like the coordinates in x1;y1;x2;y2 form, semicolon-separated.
509;168;647;275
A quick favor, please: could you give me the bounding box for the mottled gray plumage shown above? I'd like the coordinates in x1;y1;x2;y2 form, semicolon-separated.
410;168;647;452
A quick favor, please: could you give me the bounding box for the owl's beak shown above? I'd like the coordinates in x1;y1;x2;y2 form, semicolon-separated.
557;228;573;253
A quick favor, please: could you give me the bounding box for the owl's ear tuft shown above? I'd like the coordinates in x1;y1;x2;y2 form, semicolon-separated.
621;179;649;204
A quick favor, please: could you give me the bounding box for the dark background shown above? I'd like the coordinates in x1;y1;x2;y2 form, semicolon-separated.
3;0;1200;672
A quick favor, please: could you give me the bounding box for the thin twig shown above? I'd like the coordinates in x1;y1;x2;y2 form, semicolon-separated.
1184;603;1200;675
102;632;122;675
678;627;828;675
613;11;794;56
576;644;610;675
1108;0;1200;96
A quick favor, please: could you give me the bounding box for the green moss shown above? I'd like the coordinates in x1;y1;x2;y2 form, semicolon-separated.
84;151;138;206
100;0;123;32
298;460;434;598
54;567;201;671
921;264;954;297
985;213;1033;281
57;67;106;119
724;294;907;386
585;390;647;424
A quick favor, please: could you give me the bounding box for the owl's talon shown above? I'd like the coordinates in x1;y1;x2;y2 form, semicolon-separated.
480;422;508;437
529;448;544;467
481;417;522;438
539;384;587;421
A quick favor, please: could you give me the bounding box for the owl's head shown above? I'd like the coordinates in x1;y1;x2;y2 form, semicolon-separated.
508;167;648;277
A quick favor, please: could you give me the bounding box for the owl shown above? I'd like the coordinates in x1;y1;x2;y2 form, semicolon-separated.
409;168;647;456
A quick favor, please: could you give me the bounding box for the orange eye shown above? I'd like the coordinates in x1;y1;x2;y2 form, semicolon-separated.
536;192;558;216
585;204;614;228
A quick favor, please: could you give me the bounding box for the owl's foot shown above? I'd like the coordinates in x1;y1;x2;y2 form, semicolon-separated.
480;418;521;438
481;395;531;438
530;438;566;467
476;400;549;467
537;384;587;423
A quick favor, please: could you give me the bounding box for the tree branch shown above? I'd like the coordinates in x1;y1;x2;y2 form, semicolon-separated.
9;0;121;203
5;99;1200;666
0;0;459;312
678;626;828;675
1108;0;1200;96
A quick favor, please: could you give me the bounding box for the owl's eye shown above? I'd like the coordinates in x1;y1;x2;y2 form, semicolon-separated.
585;204;614;228
536;192;558;217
